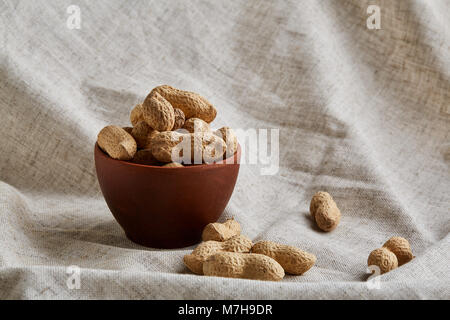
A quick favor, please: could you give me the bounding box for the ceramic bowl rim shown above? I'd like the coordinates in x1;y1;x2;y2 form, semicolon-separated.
94;142;241;170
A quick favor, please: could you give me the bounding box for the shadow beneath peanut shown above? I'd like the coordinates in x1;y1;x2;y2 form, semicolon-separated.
302;212;323;233
361;271;373;282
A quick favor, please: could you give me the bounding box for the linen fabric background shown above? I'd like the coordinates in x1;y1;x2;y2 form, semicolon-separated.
0;0;449;299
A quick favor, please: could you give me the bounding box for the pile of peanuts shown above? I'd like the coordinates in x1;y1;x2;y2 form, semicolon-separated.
185;192;414;281
97;85;238;166
184;219;316;281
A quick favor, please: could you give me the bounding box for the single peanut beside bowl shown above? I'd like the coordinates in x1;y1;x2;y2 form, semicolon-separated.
151;85;217;123
310;191;341;231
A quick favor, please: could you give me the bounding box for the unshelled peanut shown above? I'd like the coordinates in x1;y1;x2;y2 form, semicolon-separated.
251;241;316;275
203;252;285;281
149;131;184;163
130;103;144;127
368;237;413;274
97;125;137;160
184;235;252;274
172;108;186;130
310;191;341;232
131;121;158;149
368;247;398;274
202;218;241;241
201;132;227;163
382;237;414;266
142;91;175;131
214;126;238;158
183;118;210;133
152;85;217;123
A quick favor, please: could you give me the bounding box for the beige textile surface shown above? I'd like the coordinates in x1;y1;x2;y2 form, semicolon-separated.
0;0;449;299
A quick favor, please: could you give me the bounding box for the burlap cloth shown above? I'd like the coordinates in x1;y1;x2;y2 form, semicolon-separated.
0;0;448;299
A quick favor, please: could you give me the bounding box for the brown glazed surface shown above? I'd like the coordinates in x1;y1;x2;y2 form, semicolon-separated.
94;143;241;249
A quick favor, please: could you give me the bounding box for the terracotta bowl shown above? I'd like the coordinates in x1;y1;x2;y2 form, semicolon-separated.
94;143;241;249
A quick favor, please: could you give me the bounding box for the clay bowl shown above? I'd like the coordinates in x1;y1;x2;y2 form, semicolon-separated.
94;143;241;249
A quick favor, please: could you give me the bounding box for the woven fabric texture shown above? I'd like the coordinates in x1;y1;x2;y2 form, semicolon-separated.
0;0;449;299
